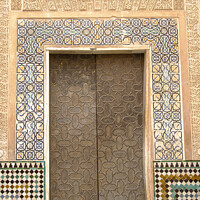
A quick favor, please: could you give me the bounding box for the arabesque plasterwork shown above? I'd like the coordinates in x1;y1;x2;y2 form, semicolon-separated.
10;0;184;11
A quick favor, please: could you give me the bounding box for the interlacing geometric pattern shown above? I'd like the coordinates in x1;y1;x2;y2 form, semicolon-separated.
0;161;45;199
96;54;145;199
17;18;183;160
50;54;98;199
154;161;200;200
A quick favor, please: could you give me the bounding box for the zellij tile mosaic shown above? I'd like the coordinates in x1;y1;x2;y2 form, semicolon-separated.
17;18;183;160
0;162;45;199
154;161;200;200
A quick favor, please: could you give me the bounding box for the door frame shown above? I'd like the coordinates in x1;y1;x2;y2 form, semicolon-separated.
44;45;153;199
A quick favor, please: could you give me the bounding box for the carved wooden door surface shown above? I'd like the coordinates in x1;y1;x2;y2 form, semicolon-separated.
50;54;144;200
96;55;145;200
50;55;97;200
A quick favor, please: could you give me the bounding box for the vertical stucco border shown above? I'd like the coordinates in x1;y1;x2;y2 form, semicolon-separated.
178;12;192;159
8;11;192;199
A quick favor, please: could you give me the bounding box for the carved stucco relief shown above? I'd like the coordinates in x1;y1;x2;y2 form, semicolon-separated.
154;0;173;10
11;0;22;10
186;0;200;159
10;0;185;11
0;0;8;160
174;0;184;10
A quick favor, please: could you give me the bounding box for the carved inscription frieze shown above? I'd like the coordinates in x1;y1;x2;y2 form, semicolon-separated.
10;0;184;11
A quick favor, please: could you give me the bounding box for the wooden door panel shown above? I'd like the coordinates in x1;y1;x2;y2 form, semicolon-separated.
50;54;98;200
50;54;145;200
96;54;145;200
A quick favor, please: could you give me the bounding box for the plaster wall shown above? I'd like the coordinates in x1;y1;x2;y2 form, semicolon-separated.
0;0;8;160
186;0;200;160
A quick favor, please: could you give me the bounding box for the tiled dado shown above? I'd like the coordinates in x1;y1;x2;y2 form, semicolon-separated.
154;161;200;200
0;161;45;199
17;18;183;160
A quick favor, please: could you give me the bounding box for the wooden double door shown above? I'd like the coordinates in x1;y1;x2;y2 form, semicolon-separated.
50;54;145;200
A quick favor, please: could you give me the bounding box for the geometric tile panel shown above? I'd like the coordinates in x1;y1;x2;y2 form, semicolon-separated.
17;18;183;160
0;161;45;199
154;161;200;200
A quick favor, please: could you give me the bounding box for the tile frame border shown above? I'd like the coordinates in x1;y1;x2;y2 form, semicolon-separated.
8;10;192;199
0;160;46;199
153;160;200;200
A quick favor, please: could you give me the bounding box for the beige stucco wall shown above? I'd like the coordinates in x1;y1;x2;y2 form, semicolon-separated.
0;0;199;160
0;0;8;160
186;0;200;160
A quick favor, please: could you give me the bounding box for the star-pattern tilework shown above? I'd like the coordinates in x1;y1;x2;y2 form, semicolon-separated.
154;161;200;200
0;162;45;200
16;18;183;160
